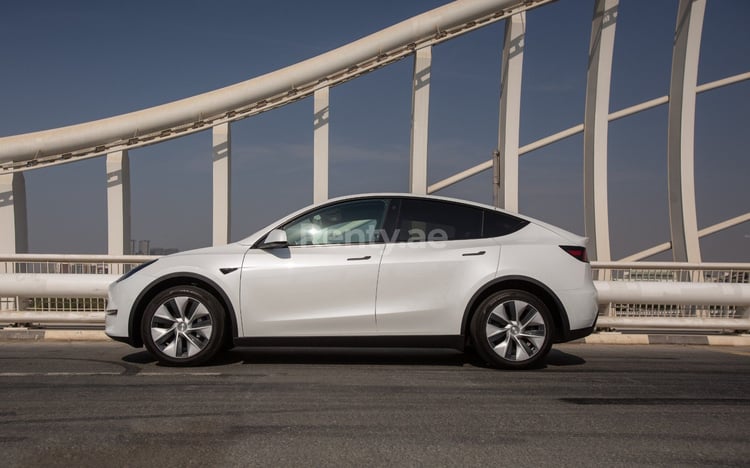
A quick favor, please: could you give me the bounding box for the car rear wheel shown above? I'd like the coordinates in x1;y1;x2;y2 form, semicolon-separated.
141;285;225;366
470;289;553;369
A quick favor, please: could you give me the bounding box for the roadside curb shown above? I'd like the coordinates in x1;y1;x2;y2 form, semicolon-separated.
0;329;110;342
578;333;750;346
1;329;749;346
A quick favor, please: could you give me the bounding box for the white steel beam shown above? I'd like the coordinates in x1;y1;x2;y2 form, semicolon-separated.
410;46;432;195
1;272;748;308
0;273;117;297
0;172;28;254
313;87;330;204
583;0;618;261
212;123;231;245
667;0;705;262
594;280;750;307
597;316;750;331
105;151;131;255
619;212;750;262
0;0;536;168
0;311;105;323
427;71;750;194
494;12;525;211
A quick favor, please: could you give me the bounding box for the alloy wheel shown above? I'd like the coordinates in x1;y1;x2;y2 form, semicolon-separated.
149;296;214;359
484;299;547;362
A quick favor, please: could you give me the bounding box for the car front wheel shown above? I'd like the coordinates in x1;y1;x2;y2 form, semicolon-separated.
470;289;553;369
141;285;225;366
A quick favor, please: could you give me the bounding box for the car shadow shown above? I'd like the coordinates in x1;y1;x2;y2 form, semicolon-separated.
235;347;476;367
122;347;479;367
545;348;587;366
121;347;586;369
121;351;157;364
228;346;586;369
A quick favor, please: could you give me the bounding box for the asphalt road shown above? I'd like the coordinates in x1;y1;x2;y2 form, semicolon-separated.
1;342;749;467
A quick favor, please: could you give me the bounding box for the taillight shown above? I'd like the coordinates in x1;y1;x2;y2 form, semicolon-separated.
561;246;589;263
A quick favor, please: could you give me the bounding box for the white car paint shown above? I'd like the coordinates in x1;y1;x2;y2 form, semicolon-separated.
106;193;599;367
240;244;385;336
375;238;501;334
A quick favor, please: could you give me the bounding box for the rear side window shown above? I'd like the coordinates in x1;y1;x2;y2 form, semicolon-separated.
482;209;529;238
395;199;483;241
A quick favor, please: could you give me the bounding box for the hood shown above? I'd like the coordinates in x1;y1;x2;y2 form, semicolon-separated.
167;242;249;258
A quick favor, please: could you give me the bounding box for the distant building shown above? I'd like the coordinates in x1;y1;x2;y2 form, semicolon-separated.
129;239;178;255
138;240;150;256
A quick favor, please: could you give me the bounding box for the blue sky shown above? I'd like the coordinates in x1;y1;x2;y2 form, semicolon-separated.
1;0;748;261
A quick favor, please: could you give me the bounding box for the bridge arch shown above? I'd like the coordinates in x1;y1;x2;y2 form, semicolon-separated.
0;0;747;262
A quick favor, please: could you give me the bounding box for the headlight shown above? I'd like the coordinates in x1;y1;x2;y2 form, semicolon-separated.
116;259;158;283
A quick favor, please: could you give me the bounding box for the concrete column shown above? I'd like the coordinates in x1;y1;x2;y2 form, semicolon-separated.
667;0;705;262
410;46;432;195
0;172;28;254
212;123;231;246
583;0;618;262
494;12;526;211
106;151;131;255
313;87;330;204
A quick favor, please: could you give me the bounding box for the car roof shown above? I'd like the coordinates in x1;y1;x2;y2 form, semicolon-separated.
321;192;499;211
237;192;586;246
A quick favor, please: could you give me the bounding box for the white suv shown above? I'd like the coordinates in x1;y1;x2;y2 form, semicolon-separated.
106;194;598;369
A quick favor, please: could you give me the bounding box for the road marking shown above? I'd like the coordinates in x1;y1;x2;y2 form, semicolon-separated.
720;351;750;357
0;371;222;377
706;348;750;357
138;372;222;376
0;372;120;377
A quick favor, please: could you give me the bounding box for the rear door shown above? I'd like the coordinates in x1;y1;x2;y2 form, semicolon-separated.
375;198;501;335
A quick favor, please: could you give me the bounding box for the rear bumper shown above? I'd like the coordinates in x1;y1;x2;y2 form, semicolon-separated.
557;314;598;342
554;283;599;343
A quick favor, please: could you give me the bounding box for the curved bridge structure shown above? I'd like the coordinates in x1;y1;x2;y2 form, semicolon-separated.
0;0;748;266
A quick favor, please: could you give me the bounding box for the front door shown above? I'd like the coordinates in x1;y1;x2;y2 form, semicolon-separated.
240;198;391;337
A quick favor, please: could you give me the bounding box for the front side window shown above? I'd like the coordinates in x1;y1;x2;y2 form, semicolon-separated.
282;199;389;246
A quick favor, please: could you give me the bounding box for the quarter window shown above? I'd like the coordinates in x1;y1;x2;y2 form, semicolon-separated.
395;199;483;242
482;209;529;238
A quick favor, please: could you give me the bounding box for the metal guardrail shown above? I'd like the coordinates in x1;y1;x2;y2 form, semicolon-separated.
0;255;155;320
0;254;156;275
592;262;750;331
1;256;749;332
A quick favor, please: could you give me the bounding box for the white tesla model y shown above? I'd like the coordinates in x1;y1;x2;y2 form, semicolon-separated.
106;194;598;369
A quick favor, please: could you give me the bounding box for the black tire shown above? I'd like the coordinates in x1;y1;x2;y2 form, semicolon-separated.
141;285;225;366
470;289;553;369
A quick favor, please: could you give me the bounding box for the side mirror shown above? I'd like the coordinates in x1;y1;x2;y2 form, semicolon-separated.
260;229;289;249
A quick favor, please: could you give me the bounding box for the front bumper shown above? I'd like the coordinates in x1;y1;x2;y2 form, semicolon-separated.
104;272;156;348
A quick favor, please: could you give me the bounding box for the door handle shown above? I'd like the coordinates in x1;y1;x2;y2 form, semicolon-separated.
347;255;372;261
462;251;486;257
